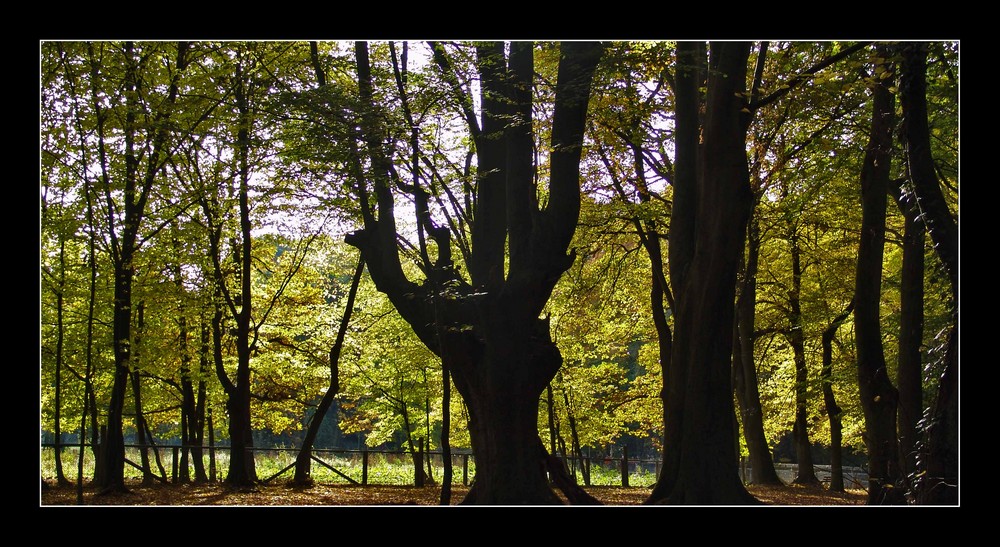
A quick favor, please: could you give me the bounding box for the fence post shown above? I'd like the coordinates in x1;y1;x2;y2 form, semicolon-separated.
208;407;216;482
462;454;469;486
362;448;369;486
621;445;629;487
172;446;179;483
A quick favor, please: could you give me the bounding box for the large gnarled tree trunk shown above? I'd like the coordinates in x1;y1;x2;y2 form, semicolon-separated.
346;41;603;504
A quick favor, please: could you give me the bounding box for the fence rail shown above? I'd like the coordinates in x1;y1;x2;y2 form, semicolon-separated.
41;443;867;490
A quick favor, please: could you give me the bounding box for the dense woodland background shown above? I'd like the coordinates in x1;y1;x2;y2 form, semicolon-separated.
39;40;958;504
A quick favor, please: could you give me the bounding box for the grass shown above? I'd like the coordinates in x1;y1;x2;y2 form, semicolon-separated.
40;446;656;487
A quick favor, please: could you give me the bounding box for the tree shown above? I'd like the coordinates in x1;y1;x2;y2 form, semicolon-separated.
853;44;905;505
585;41;679;482
821;298;854;492
292;257;364;485
733;207;783;485
334;41;603;504
647;41;758;504
889;178;924;491
58;41;200;493
898;42;958;505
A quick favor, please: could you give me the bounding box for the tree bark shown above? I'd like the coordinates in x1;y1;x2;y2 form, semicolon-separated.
899;42;958;505
561;384;589;486
648;41;758;504
853;44;904;505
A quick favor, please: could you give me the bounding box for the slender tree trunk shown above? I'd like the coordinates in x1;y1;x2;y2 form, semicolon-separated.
399;404;429;486
53;237;70;486
560;384;589;486
80;181;100;500
292;258;364;485
178;311;195;484
853;44;904;505
130;301;155;484
192;321;210;482
93;42;189;494
786;230;819;485
822;299;855;493
891;181;924;492
899;42;958;506
223;64;258;488
546;384;557;456
423;373;435;485
733;211;782;485
440;361;453;504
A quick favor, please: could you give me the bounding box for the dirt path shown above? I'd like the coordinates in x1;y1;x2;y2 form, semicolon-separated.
40;480;866;506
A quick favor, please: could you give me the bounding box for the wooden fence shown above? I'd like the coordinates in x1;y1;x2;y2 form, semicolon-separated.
41;442;661;487
42;443;864;489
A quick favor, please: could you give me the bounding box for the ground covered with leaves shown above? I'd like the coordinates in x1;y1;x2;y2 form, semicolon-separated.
40;480;866;506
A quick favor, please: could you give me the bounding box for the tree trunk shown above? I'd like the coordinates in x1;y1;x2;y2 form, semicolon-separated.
53;237;70;486
733;211;782;485
445;308;567;504
648;41;758;505
439;362;453;505
97;248;134;494
178;311;195;484
822;299;854;493
93;41;188;495
890;180;924;491
172;242;195;484
293;258;364;485
787;230;819;485
223;64;258;489
130;301;155;484
80;179;100;500
853;44;905;505
560;383;589;486
210;276;256;487
899;42;958;506
400;405;429;487
192;321;210;482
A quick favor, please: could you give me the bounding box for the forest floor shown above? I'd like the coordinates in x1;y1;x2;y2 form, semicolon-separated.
40;480;867;506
